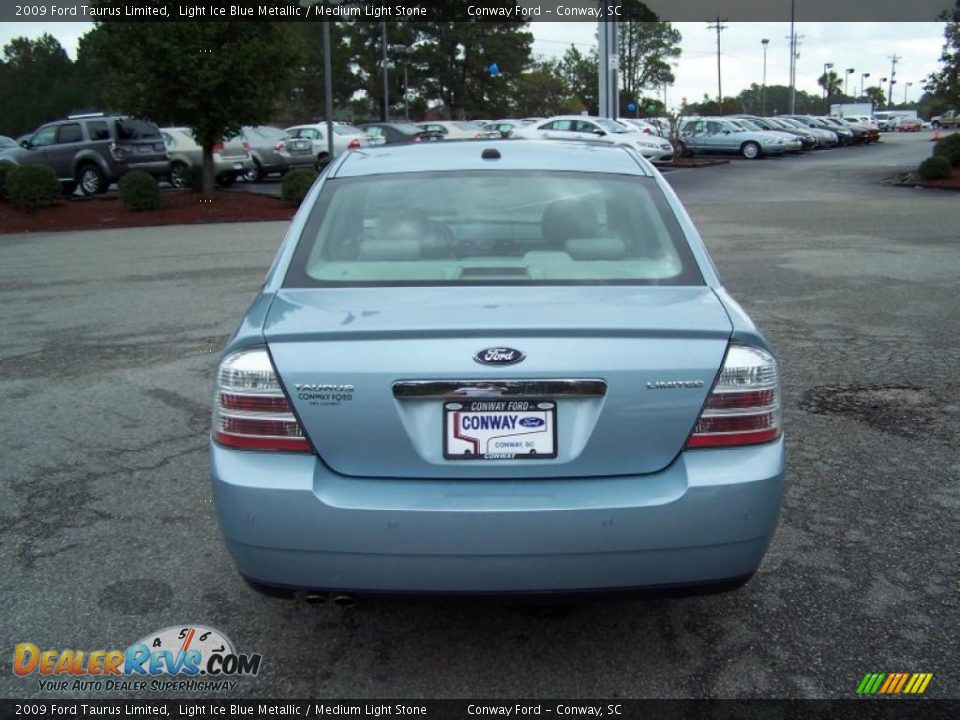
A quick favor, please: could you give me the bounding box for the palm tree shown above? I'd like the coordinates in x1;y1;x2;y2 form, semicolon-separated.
817;70;843;97
865;86;887;107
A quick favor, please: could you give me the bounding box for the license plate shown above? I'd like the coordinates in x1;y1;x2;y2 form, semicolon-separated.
444;399;556;460
233;162;243;170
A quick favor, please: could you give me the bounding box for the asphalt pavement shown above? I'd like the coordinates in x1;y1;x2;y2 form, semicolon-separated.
1;132;957;700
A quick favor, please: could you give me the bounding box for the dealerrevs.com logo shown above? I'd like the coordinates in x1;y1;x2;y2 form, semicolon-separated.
13;625;262;692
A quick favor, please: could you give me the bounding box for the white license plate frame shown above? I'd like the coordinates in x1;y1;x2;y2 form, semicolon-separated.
443;398;557;460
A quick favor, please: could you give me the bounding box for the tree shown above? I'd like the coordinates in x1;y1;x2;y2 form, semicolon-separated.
558;45;598;114
84;1;304;195
279;22;354;126
411;15;534;119
817;70;842;97
865;86;887;107
924;5;960;109
618;13;681;99
512;58;581;117
0;34;94;137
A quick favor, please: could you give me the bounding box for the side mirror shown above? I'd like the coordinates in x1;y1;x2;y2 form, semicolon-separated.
592;129;606;136
20;139;30;148
723;130;731;134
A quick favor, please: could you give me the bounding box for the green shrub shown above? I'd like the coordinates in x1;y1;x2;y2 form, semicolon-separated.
281;168;318;206
932;132;960;167
118;170;161;211
6;164;61;212
917;154;953;180
0;160;16;200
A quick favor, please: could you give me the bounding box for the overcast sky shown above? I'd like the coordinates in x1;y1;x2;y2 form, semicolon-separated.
0;21;946;111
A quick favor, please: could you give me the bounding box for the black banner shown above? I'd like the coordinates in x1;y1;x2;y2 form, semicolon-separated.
0;0;956;23
1;700;959;720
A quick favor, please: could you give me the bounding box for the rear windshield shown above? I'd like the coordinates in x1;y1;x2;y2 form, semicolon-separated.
333;125;364;136
116;118;160;140
393;124;424;134
285;171;703;287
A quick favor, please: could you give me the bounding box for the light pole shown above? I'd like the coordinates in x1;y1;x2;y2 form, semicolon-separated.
390;45;411;121
860;72;870;99
761;39;769;115
381;22;389;122
904;81;913;104
823;62;834;112
878;77;887;110
845;68;855;97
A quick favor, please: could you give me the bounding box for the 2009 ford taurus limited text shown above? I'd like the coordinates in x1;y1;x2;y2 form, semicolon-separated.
210;140;786;597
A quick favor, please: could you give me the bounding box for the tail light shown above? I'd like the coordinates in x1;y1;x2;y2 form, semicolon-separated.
347;138;361;149
643;128;652;134
686;345;781;448
274;141;286;152
212;142;224;153
507;130;514;139
213;348;310;452
242;141;251;152
474;133;483;139
413;136;421;142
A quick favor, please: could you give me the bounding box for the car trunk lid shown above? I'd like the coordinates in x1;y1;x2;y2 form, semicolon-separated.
264;286;732;478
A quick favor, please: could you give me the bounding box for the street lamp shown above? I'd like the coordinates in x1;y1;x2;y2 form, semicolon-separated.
389;44;411;121
878;78;887;110
860;72;870;99
823;62;834;112
845;68;855;97
761;39;770;114
904;81;913;104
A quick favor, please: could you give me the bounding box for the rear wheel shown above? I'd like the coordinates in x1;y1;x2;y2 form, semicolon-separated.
242;159;263;183
78;164;106;195
741;141;761;160
169;161;189;189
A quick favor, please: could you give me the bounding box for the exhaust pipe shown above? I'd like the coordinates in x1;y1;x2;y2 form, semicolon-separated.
302;592;328;605
331;594;356;608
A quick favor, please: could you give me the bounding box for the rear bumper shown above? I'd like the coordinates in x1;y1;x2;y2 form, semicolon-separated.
211;437;786;593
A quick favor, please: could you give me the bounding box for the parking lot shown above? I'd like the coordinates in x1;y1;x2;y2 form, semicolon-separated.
1;131;957;699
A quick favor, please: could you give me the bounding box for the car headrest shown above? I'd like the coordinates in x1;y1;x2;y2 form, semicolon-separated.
541;198;600;250
358;239;421;261
565;237;627;260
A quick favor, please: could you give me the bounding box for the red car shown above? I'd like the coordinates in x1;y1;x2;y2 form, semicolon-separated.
898;119;923;132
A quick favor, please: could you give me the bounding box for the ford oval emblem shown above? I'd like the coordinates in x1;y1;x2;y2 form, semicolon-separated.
519;417;545;428
473;347;526;366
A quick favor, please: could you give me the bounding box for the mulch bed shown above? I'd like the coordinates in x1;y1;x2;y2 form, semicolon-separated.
886;169;960;191
0;189;296;234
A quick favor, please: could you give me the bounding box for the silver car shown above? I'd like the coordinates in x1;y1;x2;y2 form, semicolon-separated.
679;118;790;159
285;123;385;170
513;115;674;164
160;127;253;188
239;126;315;182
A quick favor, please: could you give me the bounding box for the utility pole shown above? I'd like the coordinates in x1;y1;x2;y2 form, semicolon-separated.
323;21;334;160
597;11;618;118
706;16;728;111
887;53;900;110
761;39;769;114
788;0;795;115
381;21;389;122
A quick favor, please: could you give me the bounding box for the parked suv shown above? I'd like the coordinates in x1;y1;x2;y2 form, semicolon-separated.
0;112;169;195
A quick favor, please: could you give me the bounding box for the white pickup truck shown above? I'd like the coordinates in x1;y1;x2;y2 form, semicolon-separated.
931;110;960;129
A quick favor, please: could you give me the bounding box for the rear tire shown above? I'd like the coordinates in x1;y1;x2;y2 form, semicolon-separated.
169;161;189;189
741;141;761;160
242;159;263;183
78;164;106;195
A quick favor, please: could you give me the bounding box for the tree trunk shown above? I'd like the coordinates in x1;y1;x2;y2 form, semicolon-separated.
202;144;215;197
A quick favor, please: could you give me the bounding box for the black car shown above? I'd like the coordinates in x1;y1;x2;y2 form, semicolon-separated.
359;122;443;144
0;112;169;195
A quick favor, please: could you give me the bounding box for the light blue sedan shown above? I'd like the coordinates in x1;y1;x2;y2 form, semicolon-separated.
211;140;786;599
680;117;792;159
